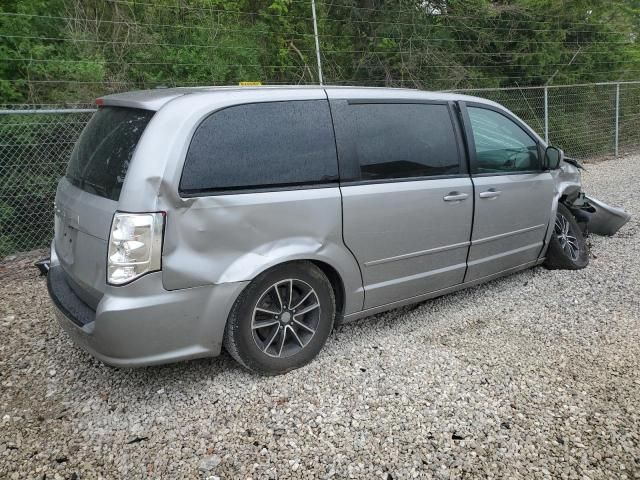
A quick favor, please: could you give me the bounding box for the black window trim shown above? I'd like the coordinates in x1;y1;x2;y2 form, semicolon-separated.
179;181;340;198
178;99;340;198
458;101;546;176
331;99;468;186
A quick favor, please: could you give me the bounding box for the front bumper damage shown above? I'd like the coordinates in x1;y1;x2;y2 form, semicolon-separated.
567;192;631;236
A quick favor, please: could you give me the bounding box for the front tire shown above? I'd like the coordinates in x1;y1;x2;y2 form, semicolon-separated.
544;203;589;270
223;261;335;375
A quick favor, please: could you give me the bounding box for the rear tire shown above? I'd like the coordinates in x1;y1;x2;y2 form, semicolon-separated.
223;261;335;375
544;203;589;270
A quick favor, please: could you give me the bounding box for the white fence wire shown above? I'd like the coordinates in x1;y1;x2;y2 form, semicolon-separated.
1;80;639;258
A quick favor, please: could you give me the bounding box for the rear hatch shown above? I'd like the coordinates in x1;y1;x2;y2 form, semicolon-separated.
54;107;154;307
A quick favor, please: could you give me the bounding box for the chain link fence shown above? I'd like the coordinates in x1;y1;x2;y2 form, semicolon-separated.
456;82;640;160
0;107;94;258
1;81;640;259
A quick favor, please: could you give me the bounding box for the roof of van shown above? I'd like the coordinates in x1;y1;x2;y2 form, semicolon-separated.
97;85;497;111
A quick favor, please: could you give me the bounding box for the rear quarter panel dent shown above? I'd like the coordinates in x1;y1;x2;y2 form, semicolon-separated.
161;188;364;315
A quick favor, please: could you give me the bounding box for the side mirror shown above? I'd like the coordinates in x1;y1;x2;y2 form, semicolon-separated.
544;145;564;170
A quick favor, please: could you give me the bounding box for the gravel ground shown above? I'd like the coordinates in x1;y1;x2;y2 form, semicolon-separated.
2;155;640;480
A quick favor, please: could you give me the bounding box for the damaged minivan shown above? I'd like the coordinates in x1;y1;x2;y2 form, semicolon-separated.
46;86;630;374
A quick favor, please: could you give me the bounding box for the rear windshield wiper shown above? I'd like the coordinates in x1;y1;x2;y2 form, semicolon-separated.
80;179;109;197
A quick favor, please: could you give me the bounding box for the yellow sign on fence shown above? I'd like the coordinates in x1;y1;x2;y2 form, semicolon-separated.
238;81;262;86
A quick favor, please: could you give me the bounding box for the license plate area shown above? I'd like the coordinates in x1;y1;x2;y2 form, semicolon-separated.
55;211;78;265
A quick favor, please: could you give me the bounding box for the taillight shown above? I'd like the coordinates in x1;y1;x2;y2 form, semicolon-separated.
107;212;164;285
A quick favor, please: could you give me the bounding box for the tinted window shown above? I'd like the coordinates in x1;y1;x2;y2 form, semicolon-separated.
180;100;338;193
66;107;154;200
349;103;460;181
468;107;540;173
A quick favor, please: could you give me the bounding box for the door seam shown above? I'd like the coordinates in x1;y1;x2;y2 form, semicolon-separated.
325;89;366;311
453;101;476;283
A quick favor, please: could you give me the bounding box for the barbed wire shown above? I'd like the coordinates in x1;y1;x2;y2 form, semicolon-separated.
3;0;629;34
5;34;635;59
2;10;635;42
0;12;310;37
0;34;317;53
315;0;632;28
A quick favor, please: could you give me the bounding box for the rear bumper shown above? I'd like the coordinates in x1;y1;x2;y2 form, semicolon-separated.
47;259;248;367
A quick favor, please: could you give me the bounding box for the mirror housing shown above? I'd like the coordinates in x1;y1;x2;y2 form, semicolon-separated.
544;145;564;170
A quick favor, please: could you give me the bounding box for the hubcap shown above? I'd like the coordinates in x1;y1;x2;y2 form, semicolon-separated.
251;279;321;358
554;212;580;261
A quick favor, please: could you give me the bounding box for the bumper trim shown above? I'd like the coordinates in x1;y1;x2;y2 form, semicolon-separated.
47;265;96;328
52;304;212;367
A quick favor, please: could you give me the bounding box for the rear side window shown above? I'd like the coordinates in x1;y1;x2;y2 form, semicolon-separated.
180;100;338;194
66;107;154;201
349;103;460;181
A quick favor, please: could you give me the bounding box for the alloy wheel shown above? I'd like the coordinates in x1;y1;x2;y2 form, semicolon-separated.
251;279;321;358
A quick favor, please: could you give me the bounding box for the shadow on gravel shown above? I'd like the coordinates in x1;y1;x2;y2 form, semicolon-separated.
333;266;541;336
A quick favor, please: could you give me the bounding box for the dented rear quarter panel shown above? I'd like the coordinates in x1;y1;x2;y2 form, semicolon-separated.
162;187;364;315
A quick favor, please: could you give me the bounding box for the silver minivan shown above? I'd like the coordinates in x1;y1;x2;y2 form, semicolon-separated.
47;86;629;374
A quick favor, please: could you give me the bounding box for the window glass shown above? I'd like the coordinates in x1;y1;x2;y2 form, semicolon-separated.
180;100;338;193
66;107;154;200
468;107;540;173
349;103;460;180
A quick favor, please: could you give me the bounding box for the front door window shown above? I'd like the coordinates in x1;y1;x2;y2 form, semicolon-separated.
468;107;541;173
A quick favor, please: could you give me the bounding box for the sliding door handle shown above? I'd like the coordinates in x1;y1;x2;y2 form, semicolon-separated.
479;189;502;199
443;192;469;202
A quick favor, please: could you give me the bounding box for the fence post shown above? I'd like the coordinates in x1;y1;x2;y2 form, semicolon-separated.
615;83;620;157
544;86;549;144
311;0;324;85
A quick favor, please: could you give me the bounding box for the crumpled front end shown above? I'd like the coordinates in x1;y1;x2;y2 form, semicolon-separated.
572;194;631;236
553;159;631;237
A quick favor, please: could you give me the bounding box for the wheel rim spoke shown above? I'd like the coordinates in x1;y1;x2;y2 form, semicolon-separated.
288;279;294;309
293;319;315;334
273;284;285;310
252;319;279;330
563;242;572;255
255;307;279;315
293;302;319;318
289;326;305;347
567;240;579;250
292;289;314;310
264;327;280;352
277;326;288;357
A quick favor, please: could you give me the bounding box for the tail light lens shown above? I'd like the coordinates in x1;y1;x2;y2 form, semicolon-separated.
107;212;164;285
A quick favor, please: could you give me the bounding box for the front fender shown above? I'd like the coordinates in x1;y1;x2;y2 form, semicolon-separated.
541;161;583;255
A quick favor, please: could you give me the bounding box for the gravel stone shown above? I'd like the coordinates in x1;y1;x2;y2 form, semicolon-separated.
1;156;639;479
199;455;222;472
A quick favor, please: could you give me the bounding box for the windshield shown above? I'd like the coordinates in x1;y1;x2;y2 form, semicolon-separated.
66;107;154;200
